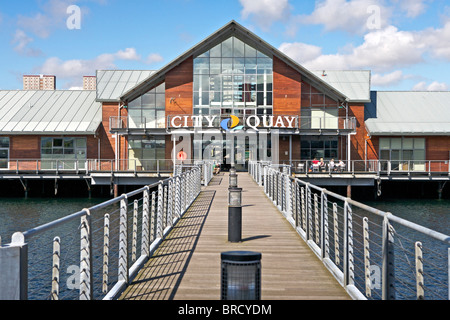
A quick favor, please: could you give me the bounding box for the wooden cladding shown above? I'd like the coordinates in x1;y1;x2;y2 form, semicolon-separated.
165;57;194;117
273;56;302;116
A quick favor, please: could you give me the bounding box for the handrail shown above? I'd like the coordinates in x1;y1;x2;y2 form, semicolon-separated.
1;159;449;175
249;161;450;300
0;164;215;300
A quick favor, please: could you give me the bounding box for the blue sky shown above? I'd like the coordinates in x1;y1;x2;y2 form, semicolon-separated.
1;0;450;91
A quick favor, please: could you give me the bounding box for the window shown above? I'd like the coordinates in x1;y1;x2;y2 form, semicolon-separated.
301;82;339;129
379;137;426;171
193;36;273;117
0;137;10;169
41;137;87;170
128;83;166;129
301;136;338;160
128;137;166;171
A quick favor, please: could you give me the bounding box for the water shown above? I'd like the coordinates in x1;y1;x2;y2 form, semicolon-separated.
0;196;449;300
0;197;109;243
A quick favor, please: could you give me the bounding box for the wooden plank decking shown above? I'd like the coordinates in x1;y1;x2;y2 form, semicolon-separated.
119;172;350;300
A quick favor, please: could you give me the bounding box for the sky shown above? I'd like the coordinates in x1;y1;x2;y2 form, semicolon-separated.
1;0;450;91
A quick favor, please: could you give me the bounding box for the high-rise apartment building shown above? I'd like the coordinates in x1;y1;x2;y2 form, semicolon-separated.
23;75;56;90
83;76;96;90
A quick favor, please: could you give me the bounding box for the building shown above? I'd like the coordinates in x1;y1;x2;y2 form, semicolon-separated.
23;75;56;90
1;21;449;197
83;76;97;90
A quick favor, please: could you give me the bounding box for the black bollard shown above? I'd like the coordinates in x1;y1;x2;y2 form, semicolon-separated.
228;187;242;242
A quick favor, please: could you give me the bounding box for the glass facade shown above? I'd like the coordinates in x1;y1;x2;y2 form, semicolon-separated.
379;137;426;171
128;83;166;129
41;137;87;169
128;137;166;171
301;136;338;160
193;36;273;118
301;82;339;129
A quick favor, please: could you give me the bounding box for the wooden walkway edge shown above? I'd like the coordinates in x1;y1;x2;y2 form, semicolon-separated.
119;172;350;300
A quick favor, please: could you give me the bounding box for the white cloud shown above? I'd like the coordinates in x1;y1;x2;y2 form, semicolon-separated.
239;0;291;30
11;29;43;57
372;70;405;87
413;81;449;91
297;0;392;34
278;42;323;64
280;26;425;72
115;48;141;61
17;0;79;38
416;19;450;61
146;53;164;65
393;0;429;18
39;48;151;88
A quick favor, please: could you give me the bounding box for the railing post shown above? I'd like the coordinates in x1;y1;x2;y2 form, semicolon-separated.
132;200;139;262
118;196;129;286
363;217;371;298
141;187;150;257
151;192;156;242
321;191;328;260
343;201;354;287
167;180;173;226
51;237;61;300
306;184;312;240
415;241;424;300
0;232;28;300
102;213;110;294
301;186;306;231
382;213;396;300
333;203;340;266
157;182;164;239
314;193;319;245
80;209;93;300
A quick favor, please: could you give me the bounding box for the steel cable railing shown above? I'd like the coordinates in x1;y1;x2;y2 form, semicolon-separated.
249;161;450;300
0;163;213;300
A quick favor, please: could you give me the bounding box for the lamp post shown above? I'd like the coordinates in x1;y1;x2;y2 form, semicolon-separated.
228;187;242;242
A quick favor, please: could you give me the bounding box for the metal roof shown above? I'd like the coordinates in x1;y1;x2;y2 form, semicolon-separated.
311;70;371;103
120;20;349;104
0;90;102;135
365;91;450;136
96;70;155;102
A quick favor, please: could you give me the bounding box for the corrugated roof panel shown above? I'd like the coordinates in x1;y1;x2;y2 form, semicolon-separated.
365;91;450;135
312;70;371;102
0;90;102;135
96;70;156;101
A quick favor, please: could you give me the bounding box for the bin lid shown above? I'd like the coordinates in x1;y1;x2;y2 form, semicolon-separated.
221;251;261;262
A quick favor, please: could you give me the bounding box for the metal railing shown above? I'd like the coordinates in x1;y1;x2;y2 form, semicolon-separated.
0;165;211;300
110;116;165;130
249;161;450;300
283;159;450;176
1;159;449;178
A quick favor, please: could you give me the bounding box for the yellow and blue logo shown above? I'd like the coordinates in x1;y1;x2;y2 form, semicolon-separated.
220;115;244;131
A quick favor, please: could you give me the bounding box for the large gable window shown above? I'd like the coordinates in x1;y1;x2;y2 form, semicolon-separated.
128;83;166;129
193;36;273;118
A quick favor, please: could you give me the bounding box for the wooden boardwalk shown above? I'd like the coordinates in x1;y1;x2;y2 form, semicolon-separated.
119;172;350;300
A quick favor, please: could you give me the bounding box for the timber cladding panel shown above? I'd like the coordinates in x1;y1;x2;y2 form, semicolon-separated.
165;57;194;117
348;103;366;161
10;136;40;159
273;56;302;116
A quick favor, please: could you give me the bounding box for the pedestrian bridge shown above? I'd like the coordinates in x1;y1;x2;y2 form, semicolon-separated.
1;162;449;300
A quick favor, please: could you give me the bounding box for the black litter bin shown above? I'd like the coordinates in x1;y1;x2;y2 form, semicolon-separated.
221;251;261;300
